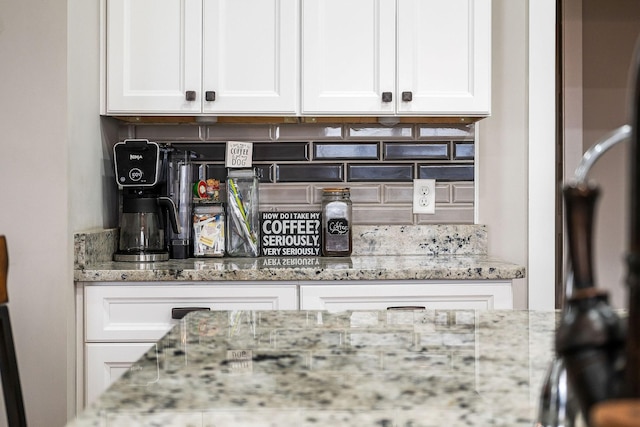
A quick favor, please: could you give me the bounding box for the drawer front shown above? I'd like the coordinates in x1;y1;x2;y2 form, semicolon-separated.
85;283;298;341
299;281;513;311
85;342;154;405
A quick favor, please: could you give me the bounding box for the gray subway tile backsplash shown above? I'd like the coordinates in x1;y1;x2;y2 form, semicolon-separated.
314;143;379;160
347;164;414;182
135;124;203;140
254;142;309;161
116;121;476;224
383;142;449;160
454;142;475;160
180;143;226;161
349;186;382;203
205;124;273;141
418;124;475;139
276;164;344;182
418;165;474;181
348;124;414;139
275;124;343;140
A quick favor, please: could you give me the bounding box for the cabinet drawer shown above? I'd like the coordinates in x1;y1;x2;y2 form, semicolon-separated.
85;283;298;341
85;342;155;405
299;281;513;311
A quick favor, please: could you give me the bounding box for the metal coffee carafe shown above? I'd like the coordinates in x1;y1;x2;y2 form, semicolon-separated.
113;139;181;262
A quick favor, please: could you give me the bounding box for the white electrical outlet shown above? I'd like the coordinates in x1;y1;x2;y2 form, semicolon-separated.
413;179;436;214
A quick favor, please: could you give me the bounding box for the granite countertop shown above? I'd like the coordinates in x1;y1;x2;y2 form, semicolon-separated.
67;309;556;427
74;225;526;282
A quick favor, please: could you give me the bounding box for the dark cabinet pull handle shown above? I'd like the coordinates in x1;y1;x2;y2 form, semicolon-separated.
402;91;413;102
382;92;392;102
185;91;196;101
386;306;426;311
171;307;210;320
205;91;216;102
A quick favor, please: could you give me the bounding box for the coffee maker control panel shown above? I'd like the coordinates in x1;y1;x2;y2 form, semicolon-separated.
113;139;161;187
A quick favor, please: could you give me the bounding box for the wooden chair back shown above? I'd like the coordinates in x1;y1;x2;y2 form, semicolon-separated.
0;236;27;426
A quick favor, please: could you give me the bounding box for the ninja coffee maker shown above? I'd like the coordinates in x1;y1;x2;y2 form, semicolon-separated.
113;139;180;262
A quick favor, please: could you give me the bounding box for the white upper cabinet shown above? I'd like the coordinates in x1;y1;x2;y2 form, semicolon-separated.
302;0;491;116
396;0;491;115
202;0;299;114
106;0;203;114
105;0;299;115
301;0;397;115
105;0;490;116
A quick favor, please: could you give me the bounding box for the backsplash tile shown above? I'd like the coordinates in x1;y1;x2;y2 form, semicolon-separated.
418;165;474;182
114;121;476;224
349;185;382;203
260;184;311;205
180;143;226;161
453;142;475;160
348;124;413;139
383;184;413;203
205;124;273;140
418;124;474;139
347;164;413;182
254;142;309;161
277;164;344;182
383;142;449;160
276;124;343;140
134;124;203;140
314;142;379;159
452;184;474;203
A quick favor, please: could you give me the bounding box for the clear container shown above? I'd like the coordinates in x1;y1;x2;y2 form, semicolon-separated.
321;188;352;256
226;169;260;257
193;203;225;257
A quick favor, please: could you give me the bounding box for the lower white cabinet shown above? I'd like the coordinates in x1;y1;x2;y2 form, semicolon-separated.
299;281;513;311
79;282;298;408
78;279;513;410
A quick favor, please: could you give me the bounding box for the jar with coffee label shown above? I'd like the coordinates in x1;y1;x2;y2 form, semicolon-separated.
321;188;352;256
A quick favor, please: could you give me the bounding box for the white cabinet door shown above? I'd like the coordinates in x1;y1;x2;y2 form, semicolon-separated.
106;0;298;115
302;0;491;116
302;0;396;115
396;0;491;115
85;342;156;405
202;0;299;114
106;0;203;114
299;281;513;311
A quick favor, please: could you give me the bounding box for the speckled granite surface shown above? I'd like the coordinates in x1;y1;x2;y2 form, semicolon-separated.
75;255;524;282
74;228;118;269
67;309;557;427
74;225;525;282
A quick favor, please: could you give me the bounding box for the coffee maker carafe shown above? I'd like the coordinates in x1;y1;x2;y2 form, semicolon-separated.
113;139;180;262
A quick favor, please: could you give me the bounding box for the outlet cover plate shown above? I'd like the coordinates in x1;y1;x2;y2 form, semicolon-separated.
413;179;435;214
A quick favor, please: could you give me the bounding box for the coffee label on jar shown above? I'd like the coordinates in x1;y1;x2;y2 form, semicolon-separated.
327;218;349;235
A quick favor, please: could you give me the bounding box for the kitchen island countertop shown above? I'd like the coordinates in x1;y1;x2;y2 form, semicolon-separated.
67;309;555;427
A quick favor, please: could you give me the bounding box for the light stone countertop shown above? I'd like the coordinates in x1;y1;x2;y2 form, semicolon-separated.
67;309;556;427
74;225;526;282
75;255;524;282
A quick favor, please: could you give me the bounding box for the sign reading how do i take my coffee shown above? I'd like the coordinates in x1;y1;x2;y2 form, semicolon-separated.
260;211;321;257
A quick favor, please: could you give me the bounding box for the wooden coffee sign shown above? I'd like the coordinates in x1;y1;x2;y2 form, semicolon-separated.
260;211;321;256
